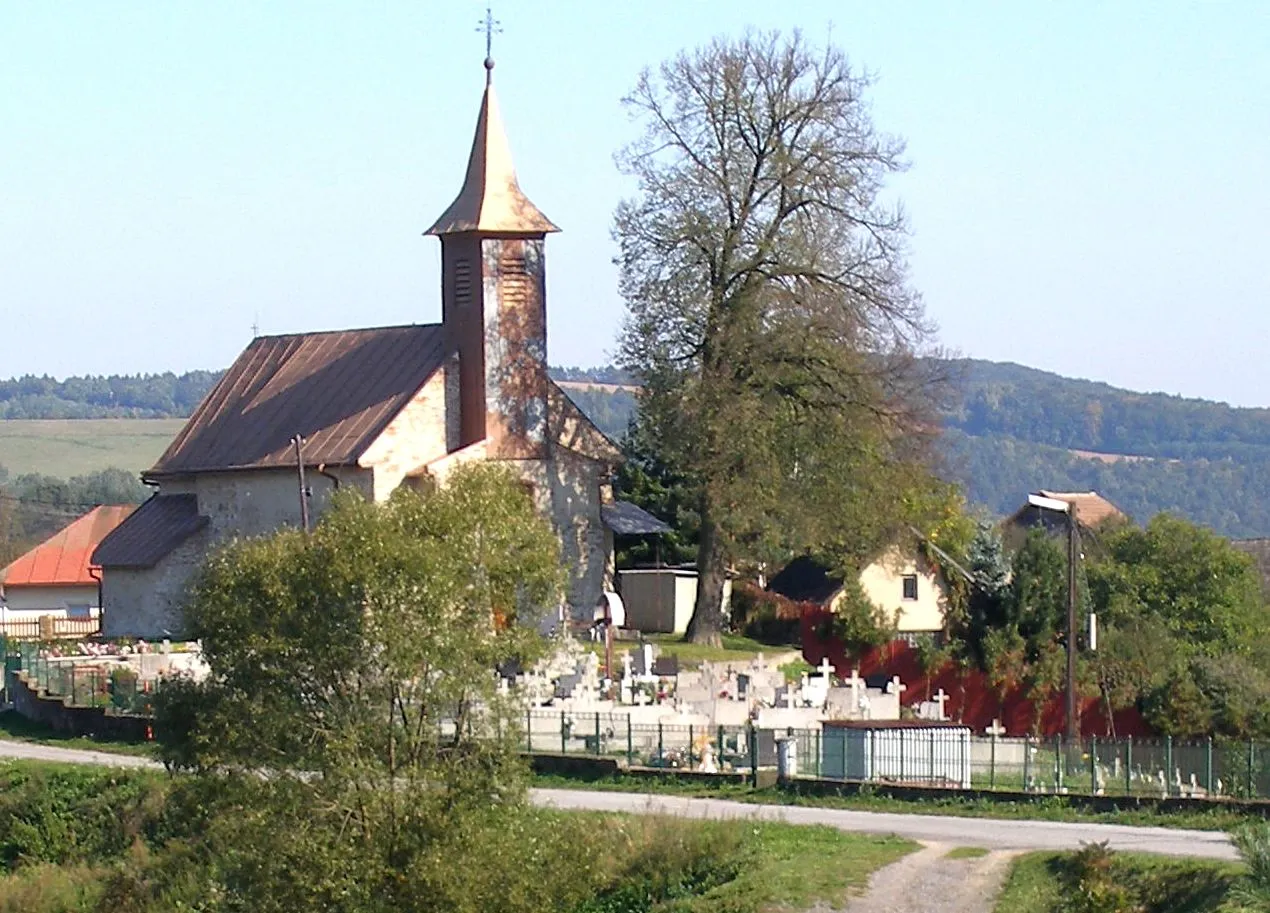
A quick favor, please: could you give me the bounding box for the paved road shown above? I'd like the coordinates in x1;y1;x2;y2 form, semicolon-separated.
530;788;1238;860
0;738;162;770
0;741;1235;860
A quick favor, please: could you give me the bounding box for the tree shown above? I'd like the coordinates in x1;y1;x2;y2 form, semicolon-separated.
155;464;566;910
615;31;943;645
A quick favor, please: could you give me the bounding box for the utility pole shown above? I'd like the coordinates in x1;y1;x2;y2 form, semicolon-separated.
1065;502;1080;745
292;434;310;534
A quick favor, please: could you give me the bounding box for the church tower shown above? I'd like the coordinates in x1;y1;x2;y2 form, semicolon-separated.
426;59;558;459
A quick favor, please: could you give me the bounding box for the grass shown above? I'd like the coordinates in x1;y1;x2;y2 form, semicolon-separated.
530;771;1262;832
0;710;158;759
691;820;915;911
0;418;183;478
589;633;795;670
946;845;990;859
993;851;1250;913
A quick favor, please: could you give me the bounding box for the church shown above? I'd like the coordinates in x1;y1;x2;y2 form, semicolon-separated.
93;60;628;638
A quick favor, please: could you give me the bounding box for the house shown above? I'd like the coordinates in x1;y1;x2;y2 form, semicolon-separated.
93;60;624;639
0;505;135;623
768;539;972;640
1001;490;1126;549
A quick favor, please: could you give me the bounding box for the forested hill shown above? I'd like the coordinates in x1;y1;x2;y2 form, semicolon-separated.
6;361;1270;536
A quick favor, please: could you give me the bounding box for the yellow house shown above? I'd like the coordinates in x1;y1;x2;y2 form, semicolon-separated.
768;540;971;638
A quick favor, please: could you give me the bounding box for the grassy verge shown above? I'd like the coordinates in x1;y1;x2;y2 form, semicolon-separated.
531;771;1259;832
0;711;157;758
0;763;916;913
946;846;990;859
994;850;1250;912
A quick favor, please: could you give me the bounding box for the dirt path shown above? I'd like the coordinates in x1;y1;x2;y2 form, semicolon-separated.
812;843;1019;913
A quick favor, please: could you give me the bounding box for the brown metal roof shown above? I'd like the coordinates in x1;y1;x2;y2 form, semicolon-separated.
148;325;452;477
92;495;209;569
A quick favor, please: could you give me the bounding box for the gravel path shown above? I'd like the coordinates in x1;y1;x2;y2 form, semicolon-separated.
816;843;1018;913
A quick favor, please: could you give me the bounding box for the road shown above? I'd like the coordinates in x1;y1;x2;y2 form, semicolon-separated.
0;741;1235;860
530;788;1238;860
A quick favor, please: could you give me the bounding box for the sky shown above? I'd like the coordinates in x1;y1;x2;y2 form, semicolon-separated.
2;2;1268;405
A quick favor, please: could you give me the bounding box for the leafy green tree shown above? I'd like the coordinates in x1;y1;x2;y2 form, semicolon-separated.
154;464;567;911
614;31;945;644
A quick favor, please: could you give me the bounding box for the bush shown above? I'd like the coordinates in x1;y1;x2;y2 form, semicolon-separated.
1060;842;1140;913
729;583;801;645
1232;821;1270;910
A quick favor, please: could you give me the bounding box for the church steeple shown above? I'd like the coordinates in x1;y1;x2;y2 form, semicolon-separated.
430;60;554;460
425;61;558;236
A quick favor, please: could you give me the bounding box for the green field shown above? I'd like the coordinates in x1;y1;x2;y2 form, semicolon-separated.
0;419;184;478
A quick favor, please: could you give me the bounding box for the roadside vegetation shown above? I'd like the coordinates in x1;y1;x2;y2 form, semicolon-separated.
992;835;1270;912
0;711;156;759
0;760;913;913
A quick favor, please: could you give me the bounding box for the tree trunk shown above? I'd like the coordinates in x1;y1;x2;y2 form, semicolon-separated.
684;498;728;647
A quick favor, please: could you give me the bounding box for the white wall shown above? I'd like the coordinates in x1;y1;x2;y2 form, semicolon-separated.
852;546;948;633
1;585;98;615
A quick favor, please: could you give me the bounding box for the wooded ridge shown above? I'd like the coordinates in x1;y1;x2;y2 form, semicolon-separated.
4;360;1270;536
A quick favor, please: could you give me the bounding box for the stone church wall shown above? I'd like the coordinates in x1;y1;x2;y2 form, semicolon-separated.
514;447;611;620
102;532;209;639
359;368;453;501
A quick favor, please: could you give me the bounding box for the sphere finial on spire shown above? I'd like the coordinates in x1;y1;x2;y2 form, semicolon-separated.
478;6;501;83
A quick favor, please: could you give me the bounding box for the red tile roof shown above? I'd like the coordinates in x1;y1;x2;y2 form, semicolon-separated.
1;505;136;589
148;325;452;478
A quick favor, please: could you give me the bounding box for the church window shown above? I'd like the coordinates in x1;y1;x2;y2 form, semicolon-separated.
454;259;473;308
901;574;918;601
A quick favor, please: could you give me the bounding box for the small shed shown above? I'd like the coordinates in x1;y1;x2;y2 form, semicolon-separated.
618;568;733;635
820;720;971;788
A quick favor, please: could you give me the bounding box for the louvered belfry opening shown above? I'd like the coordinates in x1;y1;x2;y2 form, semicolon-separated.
442;235;486;447
440;233;548;457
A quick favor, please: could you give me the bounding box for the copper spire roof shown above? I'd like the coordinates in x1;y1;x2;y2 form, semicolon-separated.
425;64;558;236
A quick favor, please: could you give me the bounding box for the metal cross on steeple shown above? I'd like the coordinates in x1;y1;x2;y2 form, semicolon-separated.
477;4;502;64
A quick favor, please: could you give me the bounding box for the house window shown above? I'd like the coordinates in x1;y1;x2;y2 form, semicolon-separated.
901;574;918;601
66;604;92;619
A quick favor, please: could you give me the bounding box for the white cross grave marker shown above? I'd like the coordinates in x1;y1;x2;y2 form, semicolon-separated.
817;657;835;680
985;719;1006;738
887;675;907;697
931;688;950;721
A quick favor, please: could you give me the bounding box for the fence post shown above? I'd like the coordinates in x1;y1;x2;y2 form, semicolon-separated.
990;729;997;790
815;729;821;779
1165;735;1174;796
658;721;664;766
626;720;634;767
1023;735;1030;791
1125;736;1133;795
688;724;694;769
560;711;567;754
748;722;758;787
1055;734;1063;792
1089;735;1097;794
595;713;601;757
928;729;935;785
1206;737;1214;794
1249;740;1256;799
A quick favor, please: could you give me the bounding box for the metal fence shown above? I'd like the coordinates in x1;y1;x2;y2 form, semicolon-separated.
5;642;161;716
523;711;1270;799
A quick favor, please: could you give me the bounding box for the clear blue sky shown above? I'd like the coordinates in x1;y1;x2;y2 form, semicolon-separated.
2;2;1267;404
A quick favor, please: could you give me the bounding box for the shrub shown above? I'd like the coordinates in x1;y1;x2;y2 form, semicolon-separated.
1232;821;1270;909
1060;842;1140;913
